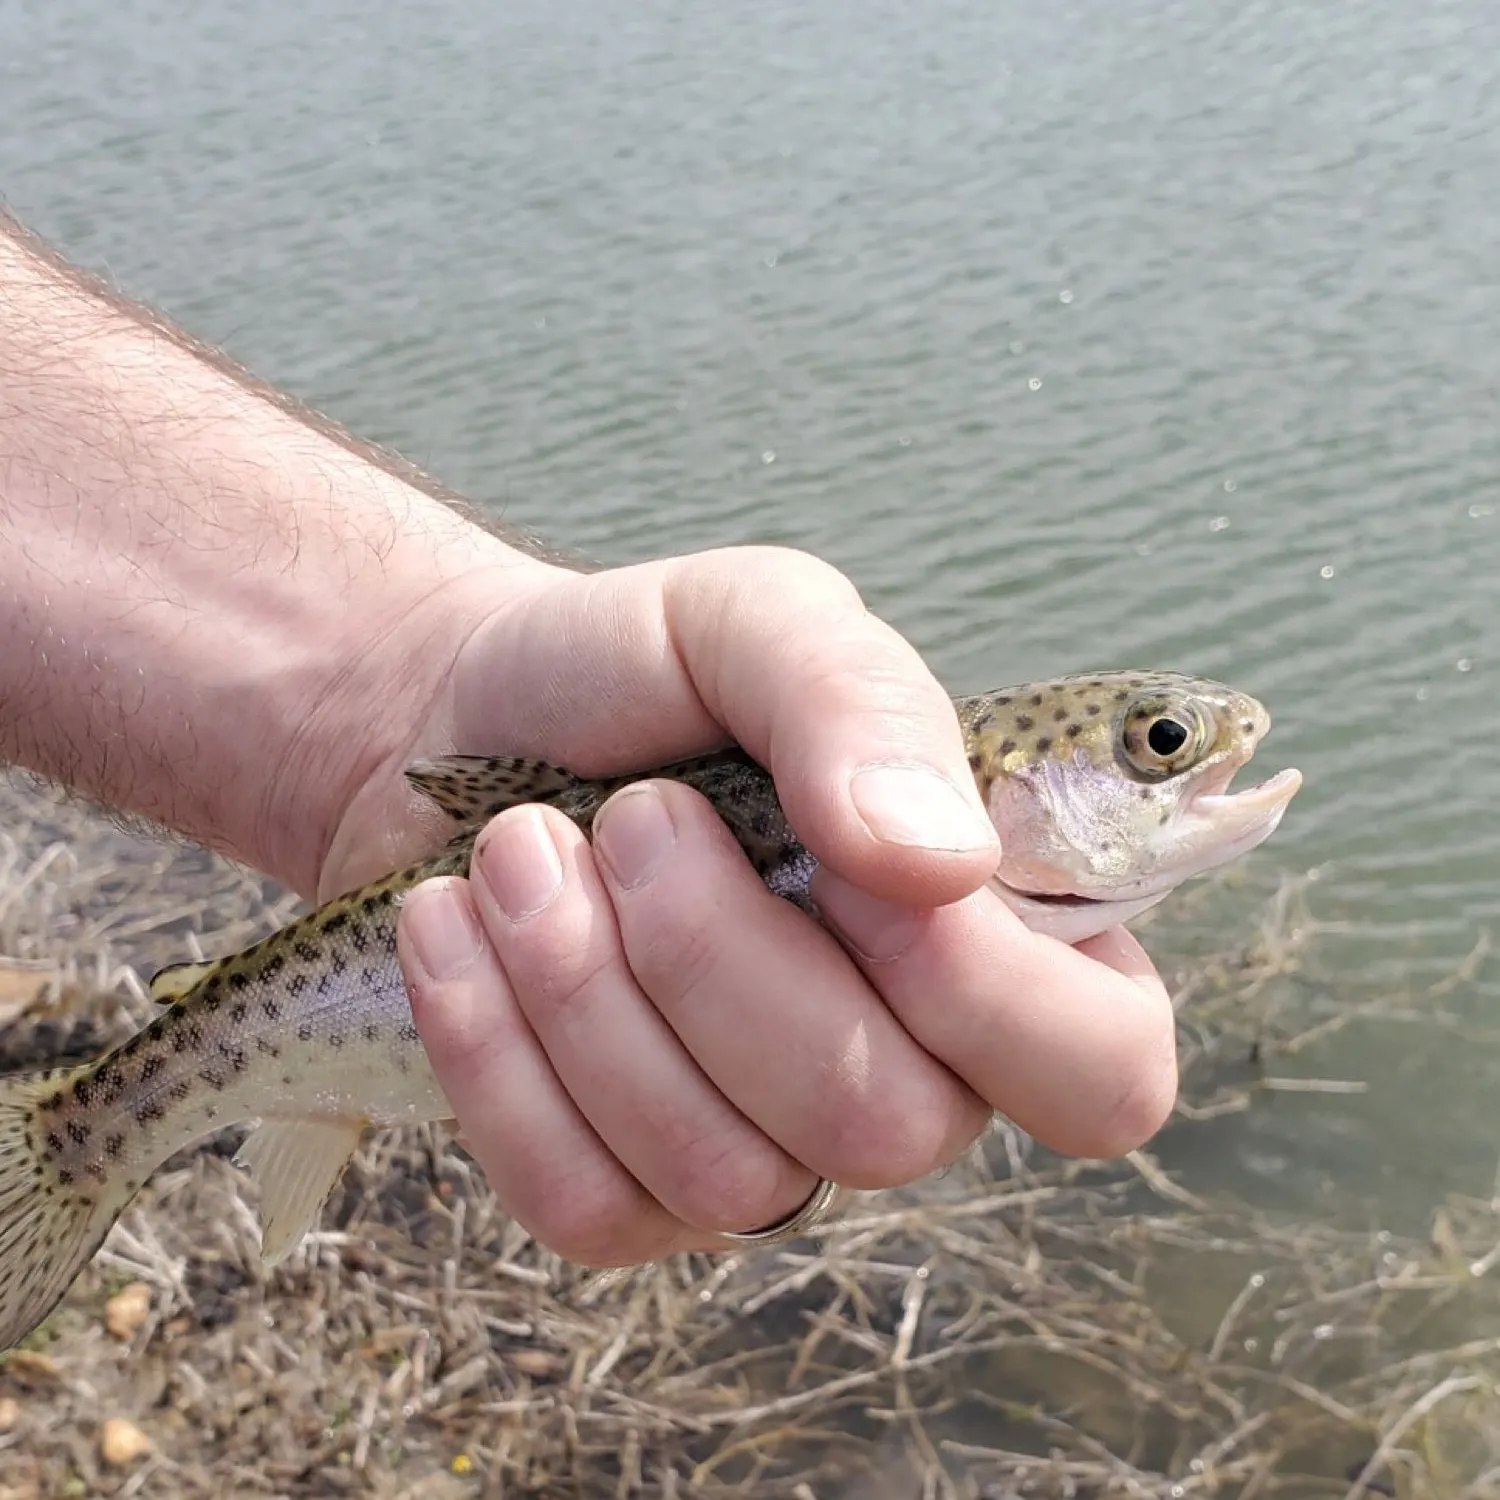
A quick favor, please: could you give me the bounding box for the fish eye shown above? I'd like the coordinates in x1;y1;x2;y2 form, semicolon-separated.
1147;717;1190;756
1118;698;1213;780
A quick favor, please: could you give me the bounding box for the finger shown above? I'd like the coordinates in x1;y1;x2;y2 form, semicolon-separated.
590;777;993;1190
809;870;1179;1159
464;802;817;1235
449;547;1001;906
396;877;696;1265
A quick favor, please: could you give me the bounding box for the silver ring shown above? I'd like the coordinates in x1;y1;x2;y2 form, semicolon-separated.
719;1177;843;1246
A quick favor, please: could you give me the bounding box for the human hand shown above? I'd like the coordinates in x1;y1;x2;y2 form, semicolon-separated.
321;547;1177;1266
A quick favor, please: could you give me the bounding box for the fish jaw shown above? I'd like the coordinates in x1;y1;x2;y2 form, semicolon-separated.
986;758;1303;944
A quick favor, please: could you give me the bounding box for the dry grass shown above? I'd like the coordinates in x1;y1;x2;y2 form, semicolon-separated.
1;772;1498;1500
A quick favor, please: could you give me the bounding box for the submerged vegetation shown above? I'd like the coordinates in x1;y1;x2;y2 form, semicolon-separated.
0;771;1497;1499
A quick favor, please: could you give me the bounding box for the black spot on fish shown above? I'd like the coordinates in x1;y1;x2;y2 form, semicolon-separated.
322;911;349;933
230;1001;248;1024
57;1169;72;1188
1052;706;1069;722
45;1130;63;1154
104;1133;124;1160
398;1023;420;1043
1016;714;1034;731
282;1074;295;1087
287;974;309;997
71;1079;92;1107
66;1121;89;1145
1035;737;1052;754
141;1055;164;1082
1029;692;1043;707
330;954;347;975
169;1080;192;1103
297;1023;314;1042
329;1033;345;1048
295;942;320;963
1066;723;1082;739
255;1038;280;1057
228;971;249;992
200;1070;225;1091
361;894;382;914
363;1024;380;1042
263;997;282;1020
134;1099;165;1124
999;739;1017;756
1114;690;1130;702
1086;703;1102;716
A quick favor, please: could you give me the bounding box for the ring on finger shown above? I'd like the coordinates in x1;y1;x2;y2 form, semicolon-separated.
719;1177;844;1246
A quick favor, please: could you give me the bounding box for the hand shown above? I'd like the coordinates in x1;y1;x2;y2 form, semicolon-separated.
321;547;1177;1266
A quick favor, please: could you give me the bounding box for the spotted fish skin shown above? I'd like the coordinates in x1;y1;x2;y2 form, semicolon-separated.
0;668;1300;1350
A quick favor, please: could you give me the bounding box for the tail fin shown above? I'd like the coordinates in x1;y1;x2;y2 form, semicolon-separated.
0;1070;129;1350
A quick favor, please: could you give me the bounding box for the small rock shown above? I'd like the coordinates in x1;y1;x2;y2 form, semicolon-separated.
105;1282;152;1341
509;1349;558;1377
3;1351;60;1385
100;1417;152;1467
0;1396;20;1431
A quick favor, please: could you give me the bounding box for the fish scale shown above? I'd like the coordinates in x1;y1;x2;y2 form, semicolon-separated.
0;668;1301;1349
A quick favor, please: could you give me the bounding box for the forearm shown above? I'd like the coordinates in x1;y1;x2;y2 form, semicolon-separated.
0;218;553;896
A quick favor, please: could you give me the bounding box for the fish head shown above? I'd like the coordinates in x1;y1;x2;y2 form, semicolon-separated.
961;670;1302;943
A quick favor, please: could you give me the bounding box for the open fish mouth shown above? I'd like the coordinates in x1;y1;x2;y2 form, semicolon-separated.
991;763;1304;943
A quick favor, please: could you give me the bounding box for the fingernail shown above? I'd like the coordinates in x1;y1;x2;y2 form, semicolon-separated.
849;764;995;853
594;783;676;890
403;880;484;980
811;869;921;962
475;807;565;920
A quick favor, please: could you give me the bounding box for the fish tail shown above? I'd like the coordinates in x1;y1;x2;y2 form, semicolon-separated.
0;1068;131;1350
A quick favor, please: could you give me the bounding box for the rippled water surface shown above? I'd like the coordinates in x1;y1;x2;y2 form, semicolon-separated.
4;0;1498;1231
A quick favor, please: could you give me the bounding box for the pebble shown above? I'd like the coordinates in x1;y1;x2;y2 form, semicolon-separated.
100;1417;152;1467
105;1282;152;1341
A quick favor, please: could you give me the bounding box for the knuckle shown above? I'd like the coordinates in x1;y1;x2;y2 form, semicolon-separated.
661;1132;791;1235
518;1170;663;1269
811;1078;973;1191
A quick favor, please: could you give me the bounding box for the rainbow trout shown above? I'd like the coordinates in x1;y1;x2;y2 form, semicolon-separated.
0;669;1300;1348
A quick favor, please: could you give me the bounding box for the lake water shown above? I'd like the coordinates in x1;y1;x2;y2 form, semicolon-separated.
4;0;1499;1407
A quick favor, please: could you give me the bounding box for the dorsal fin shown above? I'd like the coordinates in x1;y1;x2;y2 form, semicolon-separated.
404;753;581;826
148;960;218;1006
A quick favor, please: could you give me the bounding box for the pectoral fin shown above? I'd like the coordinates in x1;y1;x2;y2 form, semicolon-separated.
235;1117;365;1265
405;753;581;825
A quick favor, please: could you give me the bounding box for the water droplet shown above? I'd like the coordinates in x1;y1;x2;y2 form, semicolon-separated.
1243;1337;1258;1352
1135;542;1152;556
1313;1323;1334;1340
1249;1272;1265;1288
1058;288;1074;304
1209;516;1230;532
1415;686;1429;702
761;450;777;464
535;316;546;329
1009;340;1025;355
1320;564;1336;579
765;255;778;267
1469;502;1494;518
1457;657;1473;672
898;435;911;446
1223;478;1238;493
1028;376;1043;391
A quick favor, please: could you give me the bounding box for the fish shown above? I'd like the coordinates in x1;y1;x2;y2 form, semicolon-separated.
0;668;1301;1349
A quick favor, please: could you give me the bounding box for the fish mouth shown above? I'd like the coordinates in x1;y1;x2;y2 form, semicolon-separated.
992;762;1304;944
